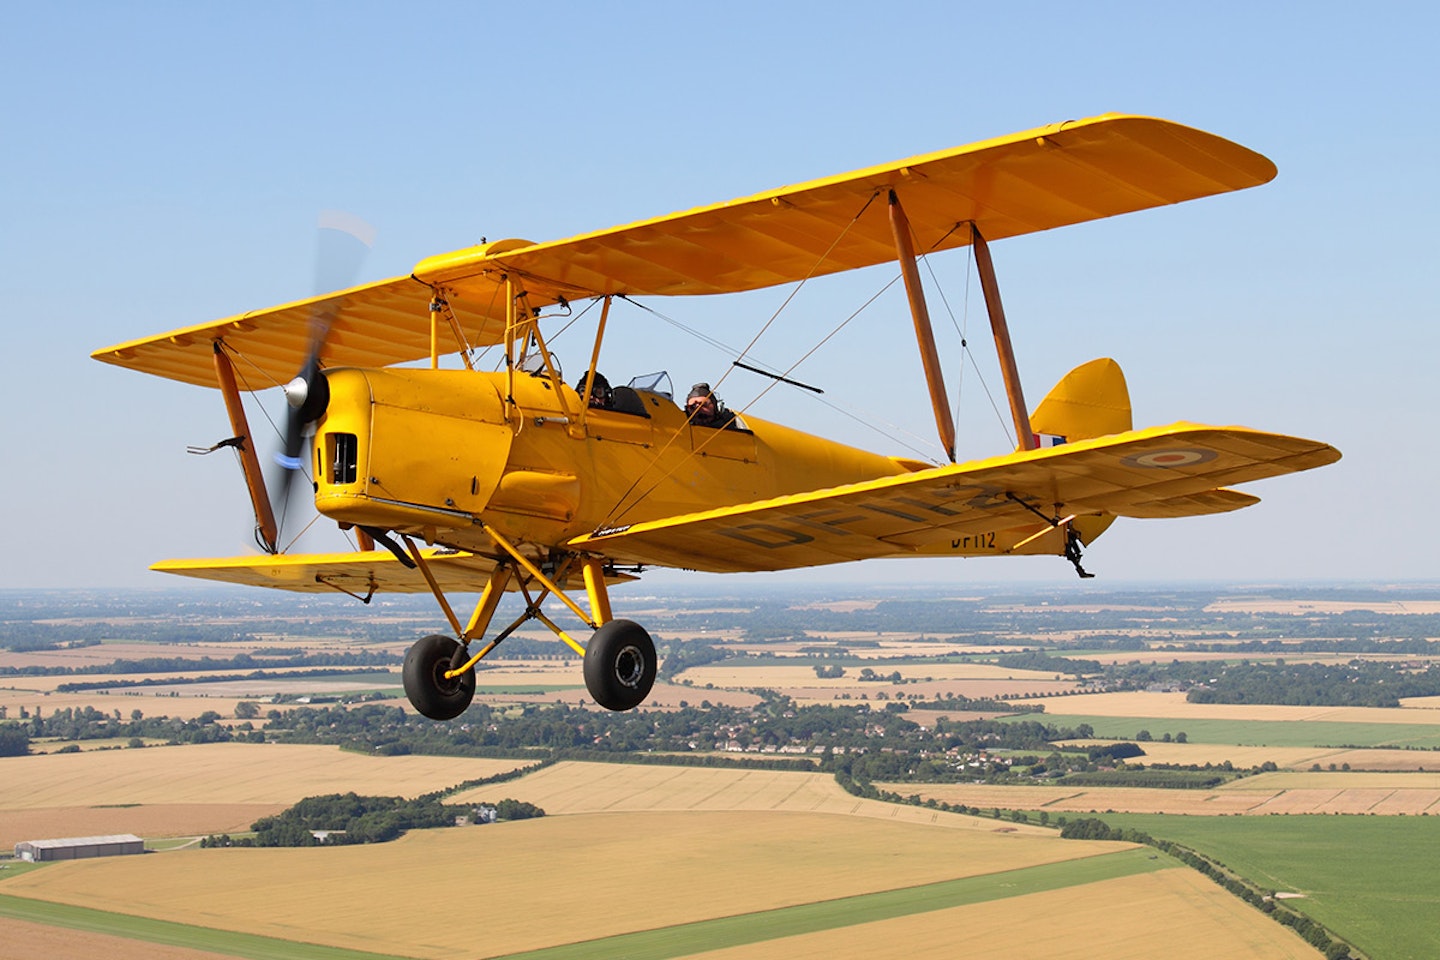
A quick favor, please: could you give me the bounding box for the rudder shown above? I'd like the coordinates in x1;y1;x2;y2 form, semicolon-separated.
1029;357;1132;446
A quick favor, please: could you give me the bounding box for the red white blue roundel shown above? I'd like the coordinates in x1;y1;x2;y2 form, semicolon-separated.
1122;448;1218;468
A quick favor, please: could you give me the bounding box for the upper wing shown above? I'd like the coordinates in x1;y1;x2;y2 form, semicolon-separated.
93;114;1272;388
151;548;634;594
569;424;1336;573
418;113;1273;302
90;275;501;390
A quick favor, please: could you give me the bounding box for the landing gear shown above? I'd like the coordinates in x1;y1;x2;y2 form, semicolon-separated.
403;634;476;720
584;619;656;711
398;533;657;717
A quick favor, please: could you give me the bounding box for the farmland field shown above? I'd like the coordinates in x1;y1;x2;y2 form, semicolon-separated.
1034;691;1440;725
0;808;1327;960
1086;814;1440;960
0;743;528;848
883;775;1440;817
1065;739;1438;771
1004;714;1440;749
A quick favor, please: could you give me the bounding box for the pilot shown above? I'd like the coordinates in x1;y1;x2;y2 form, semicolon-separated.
685;382;736;429
577;371;613;410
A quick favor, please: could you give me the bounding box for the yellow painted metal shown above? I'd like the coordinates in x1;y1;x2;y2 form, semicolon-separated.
1030;358;1133;441
570;422;1340;573
149;547;504;592
429;298;440;370
582;558;612;625
971;224;1033;452
463;565;512;640
94;115;1276;389
578;295;612;434
887;190;955;462
533;609;588;656
402;535;464;637
481;523;597;629
211;343;279;552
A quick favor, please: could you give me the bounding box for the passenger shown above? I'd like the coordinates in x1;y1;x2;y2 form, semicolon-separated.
685;382;736;429
577;371;613;410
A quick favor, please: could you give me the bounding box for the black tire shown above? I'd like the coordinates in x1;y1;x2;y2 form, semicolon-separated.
583;619;656;711
403;634;476;720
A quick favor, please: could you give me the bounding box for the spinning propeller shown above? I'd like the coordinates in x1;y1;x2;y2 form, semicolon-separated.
265;211;375;550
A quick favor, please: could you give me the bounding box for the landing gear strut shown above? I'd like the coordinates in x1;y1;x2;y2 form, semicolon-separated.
396;533;658;719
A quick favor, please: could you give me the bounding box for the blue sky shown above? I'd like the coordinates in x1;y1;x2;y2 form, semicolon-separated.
2;1;1436;591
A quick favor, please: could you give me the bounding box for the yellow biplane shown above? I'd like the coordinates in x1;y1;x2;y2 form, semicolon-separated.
93;113;1339;720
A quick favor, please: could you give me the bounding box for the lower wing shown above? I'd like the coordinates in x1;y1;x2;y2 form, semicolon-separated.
570;422;1338;572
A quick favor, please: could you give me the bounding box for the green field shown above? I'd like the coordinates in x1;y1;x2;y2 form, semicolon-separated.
1087;814;1439;960
1002;714;1440;749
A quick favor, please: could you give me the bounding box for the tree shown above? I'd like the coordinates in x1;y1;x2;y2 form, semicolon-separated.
0;724;29;757
235;701;261;720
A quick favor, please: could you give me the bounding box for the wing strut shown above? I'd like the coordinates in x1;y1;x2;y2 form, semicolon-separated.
212;343;280;553
888;190;956;462
972;223;1035;451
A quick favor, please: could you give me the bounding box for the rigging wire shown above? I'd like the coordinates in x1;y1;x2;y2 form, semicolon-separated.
594;191;883;530
921;229;1016;451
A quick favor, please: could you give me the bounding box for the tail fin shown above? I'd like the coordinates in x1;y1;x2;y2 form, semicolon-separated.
1028;358;1132;560
1029;357;1132;446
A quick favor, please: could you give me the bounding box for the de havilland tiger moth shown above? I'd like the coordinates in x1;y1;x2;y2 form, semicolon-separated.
92;113;1340;720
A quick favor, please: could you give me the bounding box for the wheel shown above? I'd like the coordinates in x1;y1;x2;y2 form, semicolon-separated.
583;619;656;711
403;634;476;720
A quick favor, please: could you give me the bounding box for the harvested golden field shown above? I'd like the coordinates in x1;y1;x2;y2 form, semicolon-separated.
0;802;281;849
1036;690;1440;725
786;678;1077;706
1064;740;1440;771
695;867;1323;960
0;916;238;960
681;662;1063;688
0;743;526;810
459;760;1044;833
0;687;271;722
1205;598;1440;614
468;680;761;710
0;809;1125;960
886;778;1440;816
1229;770;1440;791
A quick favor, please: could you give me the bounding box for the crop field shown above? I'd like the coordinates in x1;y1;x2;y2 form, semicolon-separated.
1006;714;1440;749
454;760;1043;831
681;661;1066;687
883;777;1440;817
0;743;525;810
1066;739;1437;771
0;743;527;848
1035;690;1440;726
683;867;1321;960
678;661;1079;703
1086;813;1440;960
1203;598;1440;614
0;803;279;851
0;915;241;960
0;809;1138;959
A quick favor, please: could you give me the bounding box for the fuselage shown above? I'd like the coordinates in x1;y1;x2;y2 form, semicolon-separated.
311;366;917;563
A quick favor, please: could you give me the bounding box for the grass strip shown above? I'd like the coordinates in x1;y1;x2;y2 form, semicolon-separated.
0;893;416;960
487;847;1166;960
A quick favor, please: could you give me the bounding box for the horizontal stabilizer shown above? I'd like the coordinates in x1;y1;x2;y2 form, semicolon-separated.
1110;487;1259;519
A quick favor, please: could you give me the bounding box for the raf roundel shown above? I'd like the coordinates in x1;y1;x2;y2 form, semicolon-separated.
1121;448;1219;469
